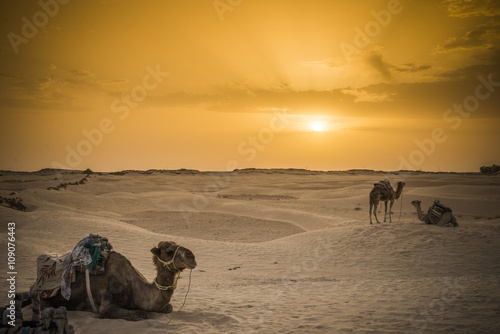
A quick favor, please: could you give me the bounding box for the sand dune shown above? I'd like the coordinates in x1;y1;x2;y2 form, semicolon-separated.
1;170;499;333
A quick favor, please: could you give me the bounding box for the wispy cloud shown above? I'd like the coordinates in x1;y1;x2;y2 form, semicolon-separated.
341;88;395;103
366;50;393;80
444;0;500;17
434;20;500;53
0;67;129;112
393;63;432;73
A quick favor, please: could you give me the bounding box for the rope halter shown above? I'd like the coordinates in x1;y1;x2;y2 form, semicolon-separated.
154;245;182;292
154;271;182;292
156;245;181;271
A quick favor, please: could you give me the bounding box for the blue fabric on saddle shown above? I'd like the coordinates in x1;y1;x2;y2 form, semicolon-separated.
429;200;452;218
374;179;393;192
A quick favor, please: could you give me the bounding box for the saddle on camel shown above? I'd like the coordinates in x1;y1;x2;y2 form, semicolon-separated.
11;234;197;326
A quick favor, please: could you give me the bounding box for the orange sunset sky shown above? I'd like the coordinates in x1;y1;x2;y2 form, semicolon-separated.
1;0;499;172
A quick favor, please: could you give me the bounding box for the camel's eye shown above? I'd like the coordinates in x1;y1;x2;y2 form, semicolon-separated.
166;249;174;256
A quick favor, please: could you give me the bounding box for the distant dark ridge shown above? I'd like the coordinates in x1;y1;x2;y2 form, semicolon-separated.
0;170;33;175
397;170;478;175
0;168;85;175
236;168;309;172
37;168;83;175
152;168;201;174
109;171;127;176
172;168;201;174
0;195;26;211
234;168;323;175
82;168;94;175
233;169;480;175
0;168;483;175
47;174;91;191
108;169;201;175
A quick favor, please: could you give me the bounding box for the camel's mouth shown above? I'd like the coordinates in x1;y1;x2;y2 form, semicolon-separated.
185;262;197;269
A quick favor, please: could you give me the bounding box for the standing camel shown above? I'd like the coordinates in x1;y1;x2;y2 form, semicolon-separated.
369;180;405;224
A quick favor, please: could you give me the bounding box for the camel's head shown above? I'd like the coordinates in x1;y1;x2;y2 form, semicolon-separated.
411;200;421;207
151;241;197;271
397;181;406;189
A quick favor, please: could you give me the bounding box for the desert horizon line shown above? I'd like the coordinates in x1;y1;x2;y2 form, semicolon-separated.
0;166;495;175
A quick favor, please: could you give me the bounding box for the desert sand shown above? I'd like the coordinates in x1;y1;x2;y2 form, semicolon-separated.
1;169;500;333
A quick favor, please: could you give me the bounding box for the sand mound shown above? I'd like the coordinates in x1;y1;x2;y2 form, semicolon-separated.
121;210;304;242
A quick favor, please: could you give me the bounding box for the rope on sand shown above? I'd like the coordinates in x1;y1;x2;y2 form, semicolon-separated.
165;269;193;327
394;192;404;223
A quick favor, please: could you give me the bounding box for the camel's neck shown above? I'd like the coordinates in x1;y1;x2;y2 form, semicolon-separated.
131;262;178;312
395;185;403;199
415;204;425;220
156;266;180;291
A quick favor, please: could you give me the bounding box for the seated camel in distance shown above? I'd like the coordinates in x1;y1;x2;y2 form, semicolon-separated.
411;200;459;227
369;181;406;224
37;241;196;321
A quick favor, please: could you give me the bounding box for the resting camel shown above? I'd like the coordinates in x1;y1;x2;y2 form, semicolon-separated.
369;181;405;224
411;200;458;227
37;241;196;321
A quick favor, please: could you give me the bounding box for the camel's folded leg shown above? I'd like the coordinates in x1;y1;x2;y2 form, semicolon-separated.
97;291;148;321
161;303;173;314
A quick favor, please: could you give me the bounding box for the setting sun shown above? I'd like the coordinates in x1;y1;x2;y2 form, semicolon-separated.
310;121;326;132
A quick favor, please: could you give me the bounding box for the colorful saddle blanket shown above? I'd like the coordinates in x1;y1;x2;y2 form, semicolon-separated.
34;252;70;299
34;234;113;300
374;179;393;192
429;200;452;218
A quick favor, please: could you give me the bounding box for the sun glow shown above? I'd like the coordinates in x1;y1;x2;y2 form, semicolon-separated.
310;121;326;132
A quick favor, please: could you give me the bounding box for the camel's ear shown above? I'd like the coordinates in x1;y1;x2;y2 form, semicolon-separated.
151;247;161;256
